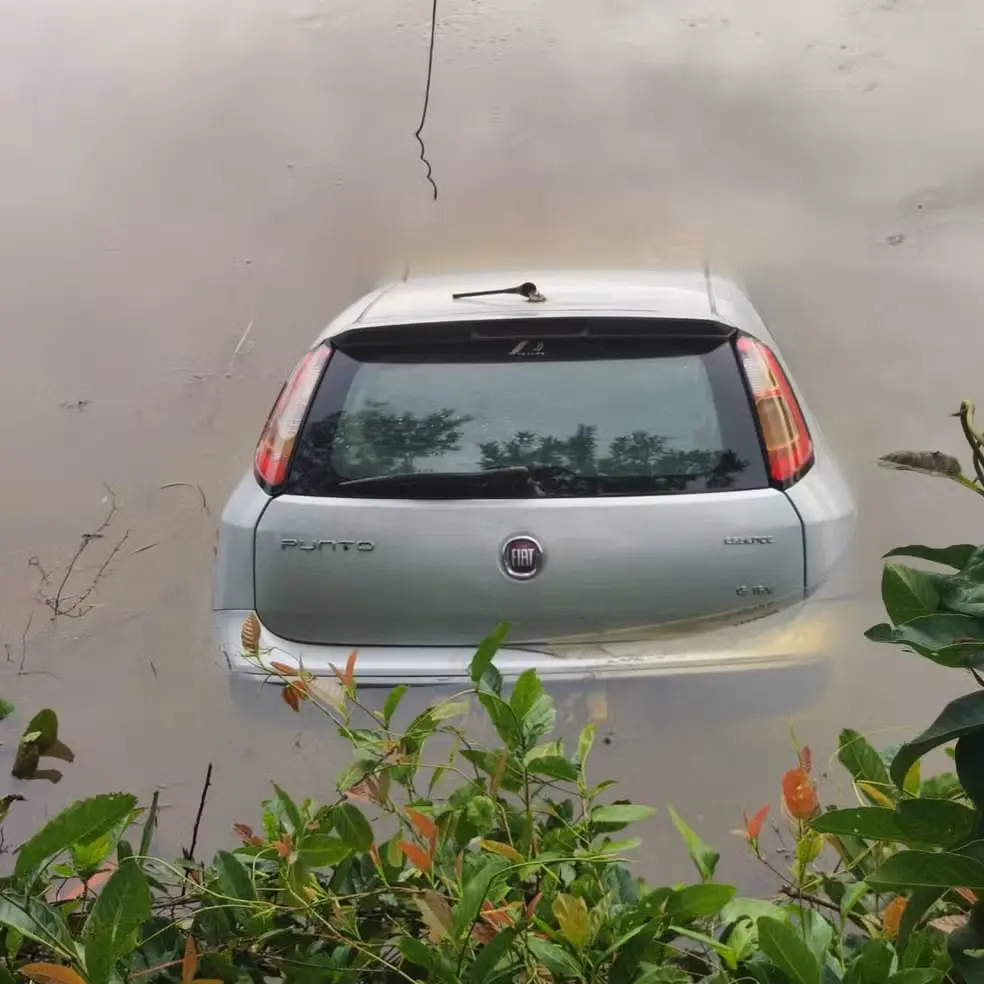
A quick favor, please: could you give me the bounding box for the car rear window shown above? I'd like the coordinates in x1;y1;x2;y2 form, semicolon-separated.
285;328;768;498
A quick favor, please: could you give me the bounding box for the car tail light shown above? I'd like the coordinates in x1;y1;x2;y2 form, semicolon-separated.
736;335;813;485
254;344;331;490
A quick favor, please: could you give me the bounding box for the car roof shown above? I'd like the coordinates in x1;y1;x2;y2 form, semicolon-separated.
317;269;767;342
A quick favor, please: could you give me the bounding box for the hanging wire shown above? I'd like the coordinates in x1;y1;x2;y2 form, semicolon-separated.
414;0;440;201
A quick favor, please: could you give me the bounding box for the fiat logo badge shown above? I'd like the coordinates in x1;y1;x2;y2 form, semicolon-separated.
501;535;544;580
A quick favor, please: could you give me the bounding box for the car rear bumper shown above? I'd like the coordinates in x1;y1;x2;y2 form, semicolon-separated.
213;598;851;686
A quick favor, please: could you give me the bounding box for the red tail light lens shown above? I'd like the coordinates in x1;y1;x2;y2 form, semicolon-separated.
736;335;813;485
254;345;331;490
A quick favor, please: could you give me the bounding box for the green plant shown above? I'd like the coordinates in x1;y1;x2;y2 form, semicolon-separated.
734;401;984;984
0;624;944;984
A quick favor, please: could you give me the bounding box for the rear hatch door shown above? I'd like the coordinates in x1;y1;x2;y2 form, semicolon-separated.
254;319;805;646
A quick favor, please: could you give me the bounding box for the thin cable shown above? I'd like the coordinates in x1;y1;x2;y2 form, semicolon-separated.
414;0;439;201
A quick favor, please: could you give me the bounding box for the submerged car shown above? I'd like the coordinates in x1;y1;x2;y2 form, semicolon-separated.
213;270;856;684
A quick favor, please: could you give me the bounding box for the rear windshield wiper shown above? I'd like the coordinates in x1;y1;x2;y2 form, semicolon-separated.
334;466;545;497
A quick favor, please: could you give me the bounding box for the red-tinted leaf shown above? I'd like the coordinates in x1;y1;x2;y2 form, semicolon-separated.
240;613;260;655
369;842;382;868
182;936;197;984
490;753;507;797
956;887;979;904
744;804;771;842
270;661;298;677
799;745;813;773
472;921;497;944
883;896;907;939
282;686;300;712
232;823;263;847
273;832;292;858
20;965;87;984
406;807;438;850
481;899;514;927
399;839;432;872
333;649;358;689
782;767;819;821
525;892;543;920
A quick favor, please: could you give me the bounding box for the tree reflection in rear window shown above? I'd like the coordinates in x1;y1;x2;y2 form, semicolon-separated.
286;333;769;498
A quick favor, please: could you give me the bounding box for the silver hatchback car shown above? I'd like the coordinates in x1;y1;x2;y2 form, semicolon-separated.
213;270;855;684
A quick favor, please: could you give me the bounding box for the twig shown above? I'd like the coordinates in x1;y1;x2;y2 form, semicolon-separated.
184;763;214;863
414;0;440;200
225;319;254;378
779;886;844;915
44;484;120;619
18;613;32;675
160;482;210;517
60;531;129;617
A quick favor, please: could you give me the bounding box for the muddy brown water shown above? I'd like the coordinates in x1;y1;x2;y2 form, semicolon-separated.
1;0;983;888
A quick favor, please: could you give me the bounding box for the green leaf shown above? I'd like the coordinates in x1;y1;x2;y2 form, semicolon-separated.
553;893;592;948
846;938;895;984
465;795;496;836
468;927;518;984
798;908;834;972
453;856;510;938
0;895;73;959
477;692;521;751
471;624;510;691
271;783;302;833
333;803;373;852
214;850;257;902
948;901;984;983
810;807;906;841
840;880;870;922
885;973;943;984
866;614;984;668
812;800;976;848
956;731;984;810
884;544;977;570
83;861;151;984
382;685;408;727
942;562;984;618
526;937;582;979
430;700;469;723
591;803;657;826
882;563;941;623
896;798;978;846
15;793;136;881
71;816;129;872
869;849;984;889
399;935;436;971
84;860;151;939
891;691;984;788
139;790;159;860
668;805;719;881
522;694;557;749
527;756;579;782
297;834;352;868
665;883;736;918
838;730;893;802
720;898;788;928
510;668;544;720
898;887;944;953
0;699;14;721
757;915;821;984
576;723;595;769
